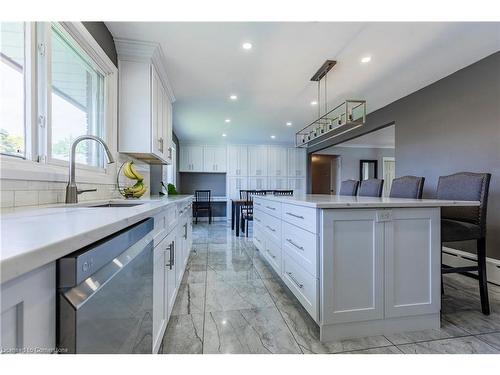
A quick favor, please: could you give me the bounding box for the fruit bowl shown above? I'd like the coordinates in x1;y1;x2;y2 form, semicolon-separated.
117;161;147;199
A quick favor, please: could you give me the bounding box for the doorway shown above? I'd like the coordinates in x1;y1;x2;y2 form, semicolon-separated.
382;157;396;196
310;154;340;194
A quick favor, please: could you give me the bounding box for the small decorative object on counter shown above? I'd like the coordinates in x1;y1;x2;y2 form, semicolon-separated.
166;183;178;195
117;161;147;198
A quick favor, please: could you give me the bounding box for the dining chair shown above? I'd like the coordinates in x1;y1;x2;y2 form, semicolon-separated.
438;172;492;315
194;190;212;224
273;190;293;196
241;190;266;235
389;176;425;199
358;179;384;197
339;180;359;196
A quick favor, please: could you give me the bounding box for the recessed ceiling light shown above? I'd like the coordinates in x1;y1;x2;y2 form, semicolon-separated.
361;56;371;63
229;94;238;100
270;135;276;139
242;42;253;50
310;101;318;106
225;118;231;123
286;122;292;126
222;133;227;137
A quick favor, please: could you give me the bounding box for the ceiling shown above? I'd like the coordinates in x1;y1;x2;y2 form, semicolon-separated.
106;22;500;145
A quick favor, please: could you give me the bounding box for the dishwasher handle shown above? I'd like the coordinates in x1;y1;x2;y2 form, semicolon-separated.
166;240;175;270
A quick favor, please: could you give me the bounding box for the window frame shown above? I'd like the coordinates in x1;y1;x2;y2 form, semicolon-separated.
0;22;118;184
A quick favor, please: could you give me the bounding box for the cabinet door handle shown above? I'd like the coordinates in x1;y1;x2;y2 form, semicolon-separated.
158;137;164;153
286;238;304;251
266;225;276;232
184;223;188;239
286;272;303;288
255;217;261;223
267;249;276;259
266;206;276;211
285;212;304;219
166;241;175;269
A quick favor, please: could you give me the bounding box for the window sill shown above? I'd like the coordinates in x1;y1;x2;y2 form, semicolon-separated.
0;155;116;185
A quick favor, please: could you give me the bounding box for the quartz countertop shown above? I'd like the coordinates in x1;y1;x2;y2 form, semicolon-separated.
0;195;193;284
253;194;480;209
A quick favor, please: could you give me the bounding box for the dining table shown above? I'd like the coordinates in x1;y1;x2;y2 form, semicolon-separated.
230;198;250;237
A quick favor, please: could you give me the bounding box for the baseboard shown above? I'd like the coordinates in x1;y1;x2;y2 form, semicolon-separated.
442;246;500;286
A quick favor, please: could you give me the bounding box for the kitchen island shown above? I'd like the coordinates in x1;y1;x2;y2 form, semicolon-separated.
252;194;479;342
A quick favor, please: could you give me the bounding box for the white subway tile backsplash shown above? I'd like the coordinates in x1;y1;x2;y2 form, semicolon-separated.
14;190;39;207
1;191;14;208
38;190;59;205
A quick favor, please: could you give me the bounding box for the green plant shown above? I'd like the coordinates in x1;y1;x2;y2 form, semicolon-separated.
167;183;178;195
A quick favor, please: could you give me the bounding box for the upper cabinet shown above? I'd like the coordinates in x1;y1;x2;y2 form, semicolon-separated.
116;39;175;165
288;147;307;177
179;145;204;172
268;146;288;177
248;145;268;176
227;145;248;176
203;146;227;173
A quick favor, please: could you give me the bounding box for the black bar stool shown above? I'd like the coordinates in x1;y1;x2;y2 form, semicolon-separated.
389;176;425;199
359;179;384;197
339;180;359;196
438;172;491;315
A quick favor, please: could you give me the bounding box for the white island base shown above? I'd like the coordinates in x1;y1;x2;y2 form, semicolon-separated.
252;195;478;342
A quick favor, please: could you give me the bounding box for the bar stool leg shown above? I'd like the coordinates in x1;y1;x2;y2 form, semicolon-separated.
477;238;490;315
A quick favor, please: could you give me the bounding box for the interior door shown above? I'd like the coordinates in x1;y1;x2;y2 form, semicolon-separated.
383;158;396;197
311;154;336;194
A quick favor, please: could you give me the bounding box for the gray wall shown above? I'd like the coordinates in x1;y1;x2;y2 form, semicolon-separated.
316;146;395;182
83;22;117;66
179;173;226;196
310;52;500;260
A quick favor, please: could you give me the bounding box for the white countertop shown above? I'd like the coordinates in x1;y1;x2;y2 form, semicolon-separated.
254;194;480;209
0;195;193;284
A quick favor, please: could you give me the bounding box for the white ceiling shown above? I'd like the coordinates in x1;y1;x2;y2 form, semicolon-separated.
337;125;395;149
106;22;500;145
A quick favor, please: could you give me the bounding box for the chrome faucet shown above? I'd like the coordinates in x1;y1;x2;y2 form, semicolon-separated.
65;135;115;204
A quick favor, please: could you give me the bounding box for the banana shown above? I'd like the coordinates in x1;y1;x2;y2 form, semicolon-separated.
132;185;147;198
129;162;144;181
123;162;137;179
125;181;144;194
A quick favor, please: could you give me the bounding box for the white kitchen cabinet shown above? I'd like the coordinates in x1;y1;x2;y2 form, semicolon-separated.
203;145;227;173
248;145;268;176
227;145;248;176
227;177;248;200
288;177;306;195
179;145;204;172
384;208;440;318
152;242;167;353
0;262;55;353
248;177;268;190
116;39;174;165
288;147;307;177
268;146;288;177
268;177;288;190
321;209;385;325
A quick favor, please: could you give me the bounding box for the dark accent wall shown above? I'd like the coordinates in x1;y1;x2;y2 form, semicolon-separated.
180;173;226;196
310;52;500;259
82;22;117;66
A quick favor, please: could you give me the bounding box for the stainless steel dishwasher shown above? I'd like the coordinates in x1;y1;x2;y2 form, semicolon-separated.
57;218;154;354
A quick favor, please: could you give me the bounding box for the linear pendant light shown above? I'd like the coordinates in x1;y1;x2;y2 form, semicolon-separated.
296;60;367;148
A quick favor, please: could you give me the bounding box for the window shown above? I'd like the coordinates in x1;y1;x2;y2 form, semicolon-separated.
166;145;176;187
50;25;105;168
0;22;26;158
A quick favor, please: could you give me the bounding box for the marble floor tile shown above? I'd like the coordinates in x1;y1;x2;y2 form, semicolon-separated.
161;313;204;354
205;278;275;313
384;319;469;345
476;332;500;350
443;310;500;334
181;264;207;284
252;255;278;279
261;276;300;310
206;266;261;283
203;307;301;354
343;346;403;354
397;336;499;354
171;282;206;316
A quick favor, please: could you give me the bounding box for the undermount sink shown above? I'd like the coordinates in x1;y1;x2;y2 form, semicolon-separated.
89;202;145;208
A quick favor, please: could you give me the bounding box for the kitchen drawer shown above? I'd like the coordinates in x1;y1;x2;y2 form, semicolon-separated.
264;237;282;275
282;253;318;322
153;205;178;246
282;203;317;234
253;222;265;253
254;198;281;218
253;208;264;227
282;222;318;277
261;211;281;245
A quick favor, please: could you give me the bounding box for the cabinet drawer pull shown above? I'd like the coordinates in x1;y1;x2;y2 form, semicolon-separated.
266;206;276;211
286;238;304;251
255;218;261;223
286;272;303;288
267;250;276;259
266;225;276;232
285;212;304;219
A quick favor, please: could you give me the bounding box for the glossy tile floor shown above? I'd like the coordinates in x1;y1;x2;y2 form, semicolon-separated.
160;222;500;354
